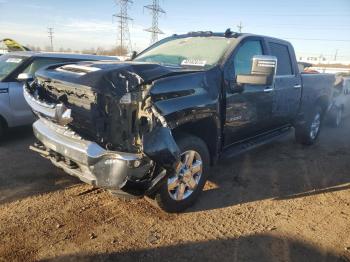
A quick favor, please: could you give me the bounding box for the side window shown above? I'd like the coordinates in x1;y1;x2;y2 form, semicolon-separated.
22;58;67;75
234;40;263;76
269;43;293;75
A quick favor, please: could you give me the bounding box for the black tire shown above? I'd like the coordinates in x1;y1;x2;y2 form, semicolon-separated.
151;134;210;213
295;106;323;145
329;106;343;128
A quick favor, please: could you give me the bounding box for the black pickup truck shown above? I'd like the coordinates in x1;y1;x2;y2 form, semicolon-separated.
24;30;335;212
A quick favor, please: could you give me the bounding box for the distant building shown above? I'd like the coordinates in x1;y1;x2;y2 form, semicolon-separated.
298;54;350;66
298;55;327;64
297;54;350;74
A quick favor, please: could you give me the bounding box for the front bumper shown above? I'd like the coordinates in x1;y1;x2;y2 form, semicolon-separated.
32;118;152;192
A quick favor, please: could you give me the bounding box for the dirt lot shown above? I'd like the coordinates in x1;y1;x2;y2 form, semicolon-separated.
0;119;349;262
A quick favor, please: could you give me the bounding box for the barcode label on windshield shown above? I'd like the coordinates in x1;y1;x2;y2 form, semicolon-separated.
6;58;22;63
181;59;207;67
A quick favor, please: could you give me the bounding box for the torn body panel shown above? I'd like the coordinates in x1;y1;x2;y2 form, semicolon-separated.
143;127;181;172
148;67;223;163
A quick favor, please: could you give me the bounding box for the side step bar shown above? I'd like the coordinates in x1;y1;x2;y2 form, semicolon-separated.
221;127;292;160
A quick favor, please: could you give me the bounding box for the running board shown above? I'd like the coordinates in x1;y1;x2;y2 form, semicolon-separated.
221;127;292;160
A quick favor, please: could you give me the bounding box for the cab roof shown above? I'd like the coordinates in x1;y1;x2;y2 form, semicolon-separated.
170;30;292;46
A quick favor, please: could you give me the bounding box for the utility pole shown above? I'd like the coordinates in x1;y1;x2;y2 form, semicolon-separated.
144;0;165;45
48;27;54;52
334;49;338;61
237;21;243;33
113;0;133;55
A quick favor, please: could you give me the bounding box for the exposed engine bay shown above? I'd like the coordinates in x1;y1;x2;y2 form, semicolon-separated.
23;61;200;196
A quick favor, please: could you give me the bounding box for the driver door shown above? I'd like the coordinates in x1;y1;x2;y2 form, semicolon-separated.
223;38;274;147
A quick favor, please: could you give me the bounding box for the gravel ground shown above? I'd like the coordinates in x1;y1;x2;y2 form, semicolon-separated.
0;119;349;262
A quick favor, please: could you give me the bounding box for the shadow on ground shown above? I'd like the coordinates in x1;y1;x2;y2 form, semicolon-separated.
0;126;80;205
186;120;350;213
40;234;349;262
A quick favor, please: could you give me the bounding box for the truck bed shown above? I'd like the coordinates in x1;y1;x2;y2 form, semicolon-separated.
299;73;335;116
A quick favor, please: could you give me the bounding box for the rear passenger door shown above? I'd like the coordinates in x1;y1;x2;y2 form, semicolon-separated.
268;41;302;128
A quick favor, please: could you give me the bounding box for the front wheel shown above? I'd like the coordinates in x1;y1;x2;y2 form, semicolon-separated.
151;134;210;213
0;121;6;141
295;106;323;145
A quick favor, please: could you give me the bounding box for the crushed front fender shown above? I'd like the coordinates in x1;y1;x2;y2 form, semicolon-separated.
143;126;181;172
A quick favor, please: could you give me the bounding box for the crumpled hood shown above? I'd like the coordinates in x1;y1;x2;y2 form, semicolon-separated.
35;61;200;97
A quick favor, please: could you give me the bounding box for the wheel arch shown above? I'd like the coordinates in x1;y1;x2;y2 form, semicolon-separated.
0;114;8;129
172;116;221;165
315;95;330;116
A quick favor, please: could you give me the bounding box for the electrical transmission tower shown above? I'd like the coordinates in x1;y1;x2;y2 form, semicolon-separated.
237;22;243;33
113;0;133;55
48;27;54;51
144;0;165;45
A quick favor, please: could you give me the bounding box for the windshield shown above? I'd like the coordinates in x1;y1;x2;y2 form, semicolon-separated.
0;55;26;81
134;36;236;68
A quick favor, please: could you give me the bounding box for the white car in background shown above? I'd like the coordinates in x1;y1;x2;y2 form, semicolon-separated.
328;76;350;127
0;52;118;139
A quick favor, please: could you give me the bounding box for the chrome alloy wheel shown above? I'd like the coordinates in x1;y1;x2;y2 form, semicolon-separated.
167;150;203;201
310;112;321;139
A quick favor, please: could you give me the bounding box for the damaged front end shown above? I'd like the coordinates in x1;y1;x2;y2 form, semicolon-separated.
25;62;182;197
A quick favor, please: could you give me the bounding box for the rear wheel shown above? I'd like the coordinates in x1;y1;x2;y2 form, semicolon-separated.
151;134;210;213
295;106;323;145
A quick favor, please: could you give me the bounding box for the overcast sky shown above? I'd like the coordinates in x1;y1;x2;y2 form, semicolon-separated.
0;0;350;60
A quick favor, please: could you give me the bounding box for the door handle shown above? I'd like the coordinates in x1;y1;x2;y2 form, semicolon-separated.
294;84;302;89
264;88;274;93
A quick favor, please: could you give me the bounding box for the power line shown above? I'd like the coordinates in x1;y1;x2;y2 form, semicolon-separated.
285;38;350;42
48;27;54;52
334;49;339;61
144;0;165;45
298;52;350;57
113;0;133;55
250;25;350;30
235;13;350;17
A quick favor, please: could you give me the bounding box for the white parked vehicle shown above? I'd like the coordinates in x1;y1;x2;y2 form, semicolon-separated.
328;76;350;127
0;52;118;138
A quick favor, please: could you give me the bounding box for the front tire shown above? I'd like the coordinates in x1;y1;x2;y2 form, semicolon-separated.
0;121;6;141
152;134;210;213
295;106;323;145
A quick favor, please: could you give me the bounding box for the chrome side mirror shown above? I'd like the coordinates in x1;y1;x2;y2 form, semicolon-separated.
236;55;277;86
17;73;34;82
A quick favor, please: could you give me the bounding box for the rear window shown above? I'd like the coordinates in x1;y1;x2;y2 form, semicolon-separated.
269;43;293;75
